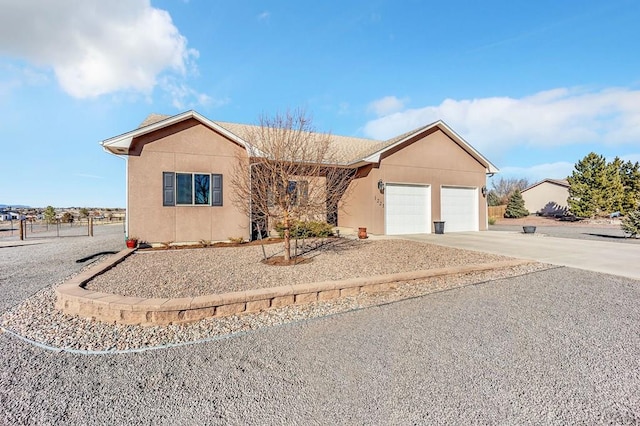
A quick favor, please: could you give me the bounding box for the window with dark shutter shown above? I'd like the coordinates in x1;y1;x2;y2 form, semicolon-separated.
211;174;223;206
163;172;175;206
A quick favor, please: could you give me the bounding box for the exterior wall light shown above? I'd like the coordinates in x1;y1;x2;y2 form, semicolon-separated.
377;179;385;193
481;185;488;197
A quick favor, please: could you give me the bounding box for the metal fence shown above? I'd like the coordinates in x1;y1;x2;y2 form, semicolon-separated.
0;218;124;239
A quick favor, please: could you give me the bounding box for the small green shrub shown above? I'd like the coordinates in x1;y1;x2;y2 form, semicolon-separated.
275;220;334;238
488;216;496;225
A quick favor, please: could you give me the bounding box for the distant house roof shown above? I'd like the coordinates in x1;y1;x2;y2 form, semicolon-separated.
101;110;499;173
522;178;570;193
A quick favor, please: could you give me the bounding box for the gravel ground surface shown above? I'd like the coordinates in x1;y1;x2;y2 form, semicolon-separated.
2;267;640;424
86;239;513;298
2;262;549;352
491;217;639;244
0;224;124;312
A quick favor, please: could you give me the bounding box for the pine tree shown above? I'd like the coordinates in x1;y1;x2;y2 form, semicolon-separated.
605;157;625;214
621;208;640;237
567;153;609;218
620;160;640;215
504;189;529;218
486;190;501;207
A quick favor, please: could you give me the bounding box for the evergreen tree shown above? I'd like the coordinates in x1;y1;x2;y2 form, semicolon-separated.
606;157;625;213
504;189;529;218
567;153;610;218
620;160;640;214
486;190;501;207
621;208;640;237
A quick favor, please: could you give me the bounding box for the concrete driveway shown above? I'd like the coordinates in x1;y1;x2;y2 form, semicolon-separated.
401;231;640;281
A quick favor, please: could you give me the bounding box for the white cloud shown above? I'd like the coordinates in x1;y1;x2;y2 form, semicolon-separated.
496;162;575;183
0;0;202;101
257;11;271;21
363;87;640;156
160;77;228;110
367;95;407;117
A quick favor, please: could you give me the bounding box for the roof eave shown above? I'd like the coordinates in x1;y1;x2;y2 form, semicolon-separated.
358;120;499;174
99;110;253;156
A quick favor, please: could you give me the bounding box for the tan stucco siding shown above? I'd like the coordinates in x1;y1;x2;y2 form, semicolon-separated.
522;183;569;215
127;122;249;243
338;129;488;234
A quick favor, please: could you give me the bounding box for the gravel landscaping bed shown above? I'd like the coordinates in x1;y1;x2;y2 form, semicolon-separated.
1;261;553;352
1;235;552;352
85;238;513;298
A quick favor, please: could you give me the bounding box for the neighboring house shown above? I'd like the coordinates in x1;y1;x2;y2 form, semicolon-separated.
521;178;570;216
0;212;19;221
101;110;498;243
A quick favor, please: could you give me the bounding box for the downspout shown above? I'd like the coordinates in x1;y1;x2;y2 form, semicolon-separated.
102;146;128;239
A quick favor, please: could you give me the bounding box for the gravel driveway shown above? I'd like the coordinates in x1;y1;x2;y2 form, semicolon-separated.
0;224;124;312
2;267;640;424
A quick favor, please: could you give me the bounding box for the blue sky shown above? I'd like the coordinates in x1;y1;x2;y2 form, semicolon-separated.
1;0;639;207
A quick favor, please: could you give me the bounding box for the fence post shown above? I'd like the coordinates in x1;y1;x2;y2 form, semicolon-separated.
19;219;24;240
56;219;60;237
88;217;93;237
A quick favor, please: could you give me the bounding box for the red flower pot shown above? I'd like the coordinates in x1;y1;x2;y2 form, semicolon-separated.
358;227;367;239
126;239;137;248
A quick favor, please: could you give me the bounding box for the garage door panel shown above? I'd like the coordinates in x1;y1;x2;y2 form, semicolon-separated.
441;187;478;232
385;184;431;235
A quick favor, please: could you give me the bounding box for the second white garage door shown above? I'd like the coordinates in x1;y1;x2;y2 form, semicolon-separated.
440;186;478;232
385;184;431;235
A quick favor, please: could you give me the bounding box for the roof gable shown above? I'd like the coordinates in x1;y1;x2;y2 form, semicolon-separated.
361;120;498;173
101;110;498;174
101;111;252;155
522;178;570;193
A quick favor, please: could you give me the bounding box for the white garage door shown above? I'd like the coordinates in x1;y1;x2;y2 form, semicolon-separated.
385;184;431;235
441;186;478;232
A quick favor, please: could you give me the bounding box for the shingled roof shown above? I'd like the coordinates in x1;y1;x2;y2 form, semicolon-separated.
101;110;498;173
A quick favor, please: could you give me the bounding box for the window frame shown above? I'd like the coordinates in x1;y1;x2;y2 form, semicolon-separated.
163;172;223;207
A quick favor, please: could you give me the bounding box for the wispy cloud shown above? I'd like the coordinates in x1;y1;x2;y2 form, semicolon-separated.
160;77;228;110
257;11;270;21
496;162;575;182
367;95;407;117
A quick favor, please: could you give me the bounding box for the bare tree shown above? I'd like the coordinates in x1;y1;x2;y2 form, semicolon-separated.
230;109;354;263
490;177;530;205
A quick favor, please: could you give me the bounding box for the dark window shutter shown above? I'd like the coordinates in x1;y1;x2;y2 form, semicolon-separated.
163;172;175;206
211;174;223;206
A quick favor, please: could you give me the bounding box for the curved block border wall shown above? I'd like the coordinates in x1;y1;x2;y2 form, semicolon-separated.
55;248;532;326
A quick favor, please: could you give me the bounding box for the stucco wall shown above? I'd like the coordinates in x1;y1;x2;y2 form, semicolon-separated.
338;129;488;234
522;182;569;216
127;119;250;243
